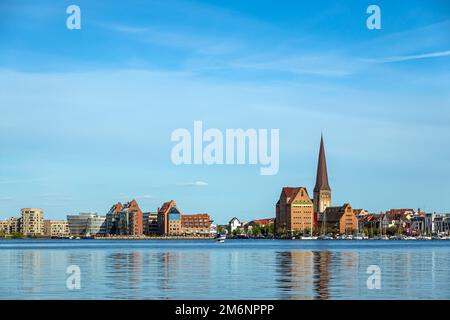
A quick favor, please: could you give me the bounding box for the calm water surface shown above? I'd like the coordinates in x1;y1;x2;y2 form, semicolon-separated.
1;239;450;300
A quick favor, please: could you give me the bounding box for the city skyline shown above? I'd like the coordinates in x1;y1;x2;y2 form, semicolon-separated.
1;0;450;223
1;134;449;225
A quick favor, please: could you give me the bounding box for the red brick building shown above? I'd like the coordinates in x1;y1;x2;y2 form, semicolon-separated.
157;200;178;235
319;203;357;234
181;213;212;236
118;200;143;235
276;187;315;233
105;200;143;235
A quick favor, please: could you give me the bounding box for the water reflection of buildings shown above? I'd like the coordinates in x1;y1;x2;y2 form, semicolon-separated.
313;251;332;300
276;251;314;299
18;251;44;293
105;251;143;297
276;250;337;300
156;251;211;298
157;252;182;293
105;251;210;298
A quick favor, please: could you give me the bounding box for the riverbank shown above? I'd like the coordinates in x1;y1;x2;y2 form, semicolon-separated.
94;235;214;240
2;235;450;241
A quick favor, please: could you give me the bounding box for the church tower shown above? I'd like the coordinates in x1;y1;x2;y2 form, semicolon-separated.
313;134;331;222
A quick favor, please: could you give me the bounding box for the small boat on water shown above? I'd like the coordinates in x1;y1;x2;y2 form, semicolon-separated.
300;235;318;240
215;234;226;243
318;235;334;240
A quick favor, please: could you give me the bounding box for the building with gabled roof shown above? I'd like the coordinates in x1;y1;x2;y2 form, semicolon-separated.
105;200;143;235
157;200;178;235
117;199;143;235
319;203;357;234
105;202;123;235
275;186;314;233
228;217;241;232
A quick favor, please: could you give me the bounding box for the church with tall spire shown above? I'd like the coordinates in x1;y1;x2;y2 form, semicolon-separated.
313;134;331;223
275;134;332;234
274;134;359;235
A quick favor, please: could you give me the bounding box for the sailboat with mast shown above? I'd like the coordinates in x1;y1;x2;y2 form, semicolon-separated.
318;210;333;240
301;209;318;240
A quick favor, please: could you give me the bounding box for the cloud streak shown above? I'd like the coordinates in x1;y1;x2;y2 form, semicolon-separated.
370;50;450;63
178;181;209;187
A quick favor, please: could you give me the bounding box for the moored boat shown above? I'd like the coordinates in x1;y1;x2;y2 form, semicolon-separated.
215;234;226;243
300;235;318;240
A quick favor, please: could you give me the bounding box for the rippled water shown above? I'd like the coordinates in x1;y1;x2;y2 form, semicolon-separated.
1;239;450;299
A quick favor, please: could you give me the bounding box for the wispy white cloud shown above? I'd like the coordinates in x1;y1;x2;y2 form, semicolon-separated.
118;193;154;200
178;181;209;187
98;19;370;79
0;196;12;201
99;22;240;55
136;194;154;199
368;50;450;63
226;55;359;77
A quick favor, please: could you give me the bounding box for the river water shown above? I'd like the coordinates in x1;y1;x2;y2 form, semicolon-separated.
1;239;449;299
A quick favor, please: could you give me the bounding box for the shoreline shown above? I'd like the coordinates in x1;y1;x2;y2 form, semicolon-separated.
1;236;450;241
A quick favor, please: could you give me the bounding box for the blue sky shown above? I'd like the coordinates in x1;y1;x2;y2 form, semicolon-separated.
0;0;449;223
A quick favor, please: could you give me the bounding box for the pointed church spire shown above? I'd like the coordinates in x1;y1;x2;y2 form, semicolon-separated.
314;134;331;192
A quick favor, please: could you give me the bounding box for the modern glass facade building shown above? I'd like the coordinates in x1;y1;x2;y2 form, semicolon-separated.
143;211;158;235
67;213;106;236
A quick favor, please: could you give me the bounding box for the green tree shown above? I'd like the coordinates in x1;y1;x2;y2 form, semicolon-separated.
217;225;225;235
276;227;285;238
386;226;398;235
268;224;275;236
10;232;23;239
251;225;261;237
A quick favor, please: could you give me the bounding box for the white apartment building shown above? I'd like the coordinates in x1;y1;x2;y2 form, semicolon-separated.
21;208;44;236
43;220;69;237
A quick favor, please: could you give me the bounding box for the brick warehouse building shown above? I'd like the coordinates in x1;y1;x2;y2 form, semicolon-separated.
276;187;315;233
158;200;212;236
106;200;143;235
181;213;212;236
157;200;178;235
319;203;358;234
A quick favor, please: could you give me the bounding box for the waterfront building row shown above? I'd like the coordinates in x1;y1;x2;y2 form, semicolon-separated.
0;209;70;237
1;198;213;237
103;199;213;237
